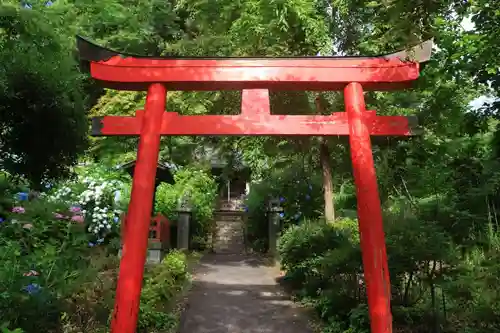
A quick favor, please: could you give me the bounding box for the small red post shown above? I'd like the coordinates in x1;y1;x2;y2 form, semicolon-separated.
111;83;166;333
345;82;392;333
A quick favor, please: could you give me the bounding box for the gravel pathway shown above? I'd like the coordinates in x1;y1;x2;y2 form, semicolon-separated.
178;254;314;333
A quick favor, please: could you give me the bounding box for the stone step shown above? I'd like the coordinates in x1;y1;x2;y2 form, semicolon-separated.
212;207;246;254
214;214;244;222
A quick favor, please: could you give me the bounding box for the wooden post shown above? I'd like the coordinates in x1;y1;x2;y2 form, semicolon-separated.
345;82;392;333
111;84;166;333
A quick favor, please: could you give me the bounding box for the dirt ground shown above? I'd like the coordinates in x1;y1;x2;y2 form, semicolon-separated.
178;253;314;333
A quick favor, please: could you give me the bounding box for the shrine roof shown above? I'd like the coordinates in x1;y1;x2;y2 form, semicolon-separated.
117;160;176;184
76;35;432;92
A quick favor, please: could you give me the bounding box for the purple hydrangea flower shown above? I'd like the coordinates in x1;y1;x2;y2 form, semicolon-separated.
17;192;29;201
23;283;41;295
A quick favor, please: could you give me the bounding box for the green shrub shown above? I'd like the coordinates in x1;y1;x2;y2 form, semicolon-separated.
278;221;351;277
137;250;190;332
0;231;97;332
155;167;217;250
137;305;176;333
319;305;370;333
442;246;500;333
244;165;358;253
278;219;364;325
1;325;24;333
245;167;324;252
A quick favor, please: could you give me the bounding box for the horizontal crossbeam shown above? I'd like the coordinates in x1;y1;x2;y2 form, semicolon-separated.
91;111;421;137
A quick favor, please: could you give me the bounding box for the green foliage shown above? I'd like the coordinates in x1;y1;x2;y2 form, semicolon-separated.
443;245;500;332
464;1;500;109
245;161;358;252
278;222;349;273
0;172;27;220
245;165;323;251
1;324;24;333
155;167;217;249
277;203;500;332
0;3;88;187
138;250;190;332
0;194;108;332
278;219;363;329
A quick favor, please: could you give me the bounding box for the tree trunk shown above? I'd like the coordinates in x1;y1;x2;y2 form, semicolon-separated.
315;96;336;223
429;260;440;333
403;270;414;306
320;138;335;222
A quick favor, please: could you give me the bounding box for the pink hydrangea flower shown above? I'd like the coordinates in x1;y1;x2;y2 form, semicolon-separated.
70;206;82;213
71;215;84;223
54;213;65;219
12;206;25;214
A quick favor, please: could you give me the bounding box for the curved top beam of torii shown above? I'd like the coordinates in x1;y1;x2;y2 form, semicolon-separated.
76;35;432;92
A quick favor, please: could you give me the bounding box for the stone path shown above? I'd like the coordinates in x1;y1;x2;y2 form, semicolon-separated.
178;254;314;333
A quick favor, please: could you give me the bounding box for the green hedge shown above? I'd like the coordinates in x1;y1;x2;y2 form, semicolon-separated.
155;167;217;250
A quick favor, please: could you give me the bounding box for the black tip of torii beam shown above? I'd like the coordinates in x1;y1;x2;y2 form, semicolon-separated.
76;34;433;66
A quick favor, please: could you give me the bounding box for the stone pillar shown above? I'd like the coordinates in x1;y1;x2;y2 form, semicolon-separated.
267;198;283;258
177;196;192;251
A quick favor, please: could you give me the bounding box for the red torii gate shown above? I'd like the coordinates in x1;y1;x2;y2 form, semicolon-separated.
77;36;431;333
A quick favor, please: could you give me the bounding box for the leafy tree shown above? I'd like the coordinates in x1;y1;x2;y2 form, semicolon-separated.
0;3;87;187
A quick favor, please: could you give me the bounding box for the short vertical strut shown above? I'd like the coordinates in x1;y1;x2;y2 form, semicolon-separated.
345;82;392;333
111;83;167;333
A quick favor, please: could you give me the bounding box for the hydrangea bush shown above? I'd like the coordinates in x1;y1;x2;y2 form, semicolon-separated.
49;170;131;242
0;165;131;332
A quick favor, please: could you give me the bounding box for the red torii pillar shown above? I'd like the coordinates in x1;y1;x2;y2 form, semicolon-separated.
77;36;431;333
